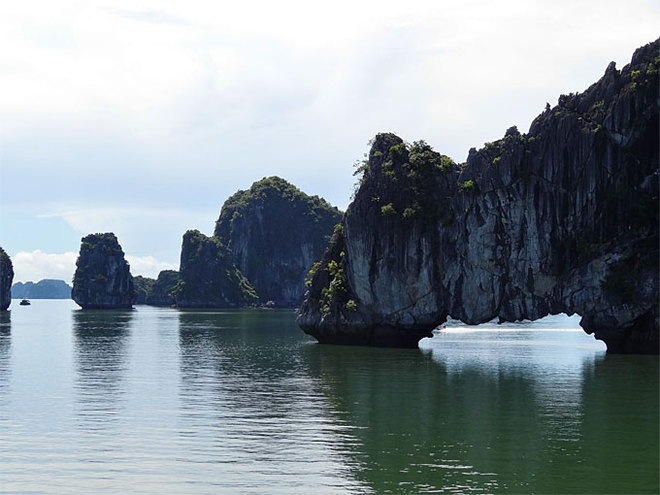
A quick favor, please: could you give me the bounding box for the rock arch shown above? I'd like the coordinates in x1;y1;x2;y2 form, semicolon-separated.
298;40;659;354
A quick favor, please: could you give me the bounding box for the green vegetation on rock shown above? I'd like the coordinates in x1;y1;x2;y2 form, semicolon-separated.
309;224;357;317
213;176;342;306
133;276;156;304
352;135;457;223
175;230;258;308
132;271;180;306
459;180;476;192
147;270;180;306
381;203;397;216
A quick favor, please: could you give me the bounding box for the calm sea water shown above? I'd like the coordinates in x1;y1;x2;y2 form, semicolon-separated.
0;300;657;494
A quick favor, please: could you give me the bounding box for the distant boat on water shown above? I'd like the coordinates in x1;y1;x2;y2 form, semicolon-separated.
19;299;31;306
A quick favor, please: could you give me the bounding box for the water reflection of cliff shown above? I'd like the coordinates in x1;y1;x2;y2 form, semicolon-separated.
177;309;330;426
176;310;369;493
302;336;656;494
303;344;501;494
72;310;133;427
577;354;659;493
0;312;10;395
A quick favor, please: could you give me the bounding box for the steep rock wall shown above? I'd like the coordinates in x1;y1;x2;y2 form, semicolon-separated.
146;270;180;306
0;247;13;310
175;230;258;308
72;233;137;309
299;39;659;353
133;276;155;304
214;176;342;307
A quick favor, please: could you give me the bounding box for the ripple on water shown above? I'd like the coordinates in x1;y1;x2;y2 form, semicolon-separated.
0;305;656;494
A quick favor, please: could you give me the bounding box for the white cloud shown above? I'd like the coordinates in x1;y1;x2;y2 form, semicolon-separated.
125;255;177;279
11;249;177;283
38;206;191;235
1;0;659;262
3;0;657;147
36;205;213;265
12;250;78;284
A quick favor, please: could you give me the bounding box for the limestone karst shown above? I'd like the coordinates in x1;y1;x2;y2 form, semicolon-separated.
298;39;659;354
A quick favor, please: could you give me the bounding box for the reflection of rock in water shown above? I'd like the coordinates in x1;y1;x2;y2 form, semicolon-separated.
177;310;314;406
577;354;659;494
0;311;10;394
178;310;308;383
302;344;623;494
72;309;133;426
0;310;10;333
176;310;368;490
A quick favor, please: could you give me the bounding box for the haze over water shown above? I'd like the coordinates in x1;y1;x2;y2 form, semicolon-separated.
0;301;657;493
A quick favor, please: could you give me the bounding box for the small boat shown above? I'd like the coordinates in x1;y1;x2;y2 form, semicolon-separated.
19;299;31;306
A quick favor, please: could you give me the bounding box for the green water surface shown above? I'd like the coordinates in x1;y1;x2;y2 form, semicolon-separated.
0;301;657;493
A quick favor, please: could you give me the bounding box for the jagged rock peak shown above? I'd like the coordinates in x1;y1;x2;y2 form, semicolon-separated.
299;38;659;354
71;233;137;309
0;247;13;311
214;176;342;307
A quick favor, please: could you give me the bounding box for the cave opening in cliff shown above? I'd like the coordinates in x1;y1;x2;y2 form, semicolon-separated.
420;312;607;352
440;313;582;330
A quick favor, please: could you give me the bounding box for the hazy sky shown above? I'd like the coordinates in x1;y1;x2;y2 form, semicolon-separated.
1;0;658;283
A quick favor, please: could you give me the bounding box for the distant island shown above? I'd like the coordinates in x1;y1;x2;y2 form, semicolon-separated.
12;279;72;299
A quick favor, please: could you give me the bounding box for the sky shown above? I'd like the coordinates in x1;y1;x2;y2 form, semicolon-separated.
1;0;659;283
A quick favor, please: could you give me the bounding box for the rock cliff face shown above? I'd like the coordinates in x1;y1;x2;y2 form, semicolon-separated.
147;270;180;306
175;230;258;308
0;248;13;310
72;233;137;309
133;276;155;304
299;39;659;354
214;176;342;306
133;271;180;305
